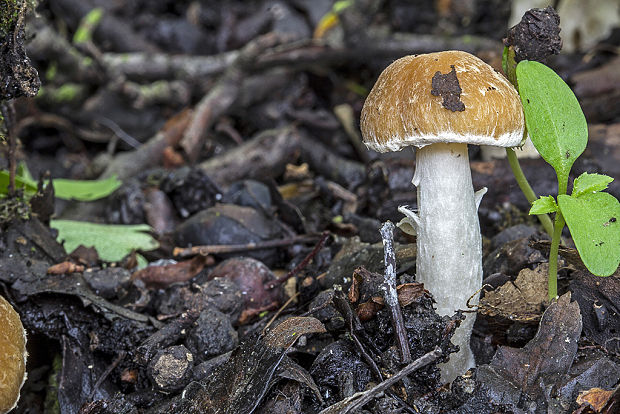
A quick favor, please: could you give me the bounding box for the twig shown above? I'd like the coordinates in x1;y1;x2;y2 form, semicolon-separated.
88;351;126;402
380;221;411;364
332;287;383;382
265;231;330;289
180;33;286;160
199;124;301;187
100;34;500;81
173;233;323;258
262;291;300;335
318;347;442;414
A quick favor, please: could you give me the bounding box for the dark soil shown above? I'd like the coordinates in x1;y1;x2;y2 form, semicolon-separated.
1;1;620;413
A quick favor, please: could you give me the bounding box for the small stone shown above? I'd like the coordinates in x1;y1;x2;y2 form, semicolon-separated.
148;345;194;393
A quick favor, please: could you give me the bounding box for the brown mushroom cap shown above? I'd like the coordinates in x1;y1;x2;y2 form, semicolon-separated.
0;295;27;413
361;50;525;152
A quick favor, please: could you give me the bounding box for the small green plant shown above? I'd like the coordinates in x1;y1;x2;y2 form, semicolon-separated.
50;220;158;263
516;60;620;300
0;167;121;201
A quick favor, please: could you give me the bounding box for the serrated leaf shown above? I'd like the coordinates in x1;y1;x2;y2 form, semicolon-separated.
558;193;620;276
530;195;558;215
516;61;588;186
53;176;122;201
50;220;159;262
572;172;614;198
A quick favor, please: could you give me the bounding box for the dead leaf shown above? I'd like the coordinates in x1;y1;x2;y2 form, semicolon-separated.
131;255;213;288
479;264;549;323
570;270;620;354
576;387;617;413
169;316;325;413
477;293;582;409
355;283;426;321
47;261;85;275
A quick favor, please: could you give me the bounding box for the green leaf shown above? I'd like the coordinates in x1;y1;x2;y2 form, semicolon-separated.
516;61;588;186
571;172;614;198
17;161;34;182
558;193;620;276
50;220;159;262
53;176;122;201
529;195;558;215
0;170;121;201
0;170;38;194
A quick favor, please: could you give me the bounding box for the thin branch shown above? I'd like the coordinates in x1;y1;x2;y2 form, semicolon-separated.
173;233;323;259
380;221;411;364
318;347;442;414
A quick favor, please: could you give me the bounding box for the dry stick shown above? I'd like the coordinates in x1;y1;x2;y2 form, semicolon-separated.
380;221;412;364
264;231;330;289
180;33;286;160
88;350;126;402
100;34;499;81
318;347;442;414
173;233;323;258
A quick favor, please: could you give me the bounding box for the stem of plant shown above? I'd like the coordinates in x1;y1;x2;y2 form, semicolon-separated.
505;147;554;236
547;179;568;301
547;211;565;301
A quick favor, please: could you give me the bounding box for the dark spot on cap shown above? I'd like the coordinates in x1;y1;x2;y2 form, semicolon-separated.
527;98;530;103
565;150;570;159
430;65;465;112
503;6;562;63
610;217;617;223
488;86;497;91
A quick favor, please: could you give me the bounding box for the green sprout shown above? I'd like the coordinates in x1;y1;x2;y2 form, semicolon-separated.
510;59;620;300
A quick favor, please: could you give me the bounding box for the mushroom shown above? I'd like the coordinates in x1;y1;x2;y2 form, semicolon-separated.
0;295;27;414
360;51;524;381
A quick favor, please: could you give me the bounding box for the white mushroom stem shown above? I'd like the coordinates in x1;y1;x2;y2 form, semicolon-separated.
398;142;485;382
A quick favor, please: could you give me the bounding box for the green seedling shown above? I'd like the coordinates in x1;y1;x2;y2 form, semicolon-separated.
0;167;121;201
516;60;620;300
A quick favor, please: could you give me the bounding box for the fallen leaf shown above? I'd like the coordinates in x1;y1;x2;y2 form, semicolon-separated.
479;264;549;323
131;255;213;288
477;293;582;410
167;316;325;413
576;387;617;413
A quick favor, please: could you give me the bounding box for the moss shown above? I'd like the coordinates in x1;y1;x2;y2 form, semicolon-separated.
0;0;36;37
0;194;30;227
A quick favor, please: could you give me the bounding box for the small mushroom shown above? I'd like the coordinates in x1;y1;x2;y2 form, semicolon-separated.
0;295;27;414
361;51;524;381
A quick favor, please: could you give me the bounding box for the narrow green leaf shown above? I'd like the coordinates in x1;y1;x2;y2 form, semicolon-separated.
0;170;38;194
17;161;34;182
0;171;121;201
572;172;614;198
516;61;588;185
53;176;122;201
529;195;558;215
558;193;620;276
50;220;159;262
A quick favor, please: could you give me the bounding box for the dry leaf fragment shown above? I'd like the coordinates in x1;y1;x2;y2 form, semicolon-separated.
131;255;213;288
47;261;85;275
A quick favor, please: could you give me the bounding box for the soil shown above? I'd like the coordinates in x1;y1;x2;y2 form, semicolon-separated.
1;1;620;414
